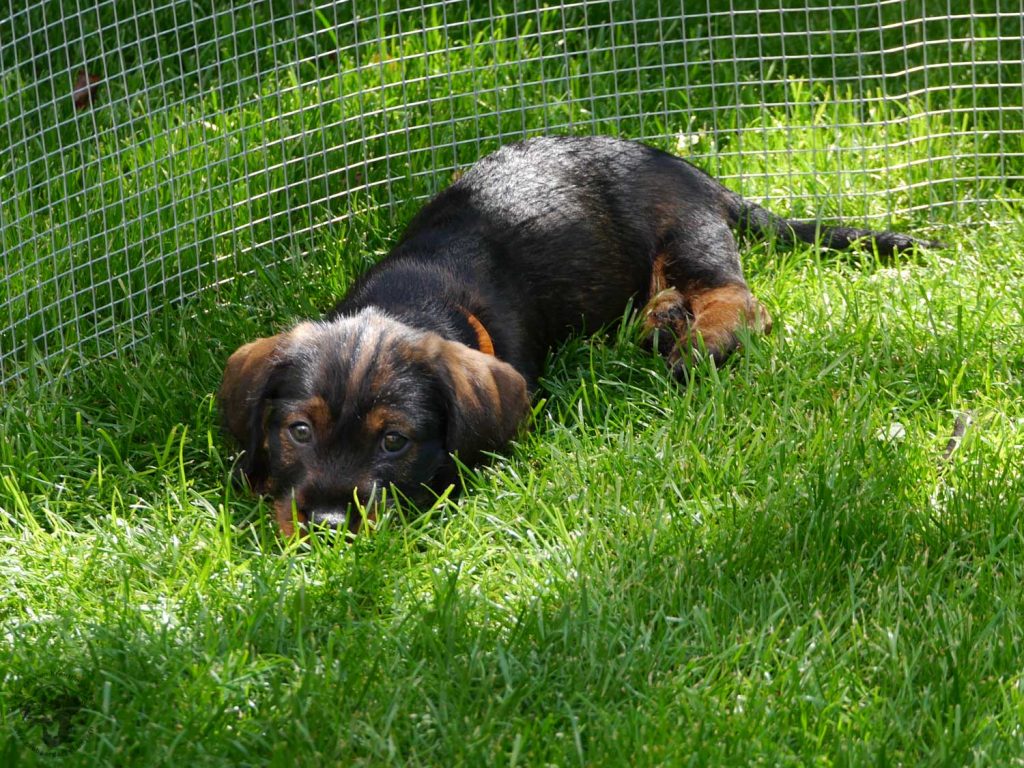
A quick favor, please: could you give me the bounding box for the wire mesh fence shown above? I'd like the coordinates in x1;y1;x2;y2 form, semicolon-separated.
1;0;1022;387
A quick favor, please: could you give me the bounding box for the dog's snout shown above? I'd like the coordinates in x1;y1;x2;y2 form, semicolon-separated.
308;508;346;527
307;507;354;533
308;505;377;534
306;483;380;534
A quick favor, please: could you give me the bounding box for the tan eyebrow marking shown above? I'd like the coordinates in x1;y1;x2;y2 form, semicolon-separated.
364;405;414;435
281;396;332;437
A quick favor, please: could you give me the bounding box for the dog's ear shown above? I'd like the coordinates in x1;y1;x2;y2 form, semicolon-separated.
218;333;289;492
430;339;531;466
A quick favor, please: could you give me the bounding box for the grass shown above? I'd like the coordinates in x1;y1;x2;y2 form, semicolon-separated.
2;1;1024;765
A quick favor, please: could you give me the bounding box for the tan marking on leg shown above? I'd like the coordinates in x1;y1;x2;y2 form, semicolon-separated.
642;287;685;333
688;284;770;362
649;252;672;297
641;283;770;373
690;285;769;332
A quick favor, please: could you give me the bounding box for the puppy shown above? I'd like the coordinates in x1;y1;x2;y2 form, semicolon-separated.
219;135;938;534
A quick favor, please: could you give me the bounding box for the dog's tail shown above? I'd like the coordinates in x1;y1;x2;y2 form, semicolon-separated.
728;196;946;256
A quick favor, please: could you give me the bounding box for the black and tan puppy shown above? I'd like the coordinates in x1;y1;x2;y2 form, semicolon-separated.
219;135;937;534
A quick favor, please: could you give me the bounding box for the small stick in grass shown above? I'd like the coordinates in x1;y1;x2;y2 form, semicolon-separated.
940;411;972;465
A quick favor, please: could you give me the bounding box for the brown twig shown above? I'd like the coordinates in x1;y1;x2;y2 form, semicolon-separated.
939;411;972;465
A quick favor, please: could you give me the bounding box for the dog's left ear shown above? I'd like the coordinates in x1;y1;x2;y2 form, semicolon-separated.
430;339;531;466
218;333;288;492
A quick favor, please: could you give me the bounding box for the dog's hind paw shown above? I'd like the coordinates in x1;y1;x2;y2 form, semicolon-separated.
641;283;770;378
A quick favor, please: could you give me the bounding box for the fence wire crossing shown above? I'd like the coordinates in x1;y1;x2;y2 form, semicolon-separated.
1;1;1021;386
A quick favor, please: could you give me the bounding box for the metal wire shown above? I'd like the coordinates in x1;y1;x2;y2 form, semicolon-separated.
1;0;1021;386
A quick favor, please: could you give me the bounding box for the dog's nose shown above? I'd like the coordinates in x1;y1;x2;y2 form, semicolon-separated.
307;506;377;534
307;508;351;532
304;483;380;535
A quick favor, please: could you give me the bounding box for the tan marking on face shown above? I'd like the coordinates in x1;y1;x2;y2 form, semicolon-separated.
275;396;332;471
365;406;387;435
274;496;307;537
303;396;332;434
279;396;331;443
365;405;414;436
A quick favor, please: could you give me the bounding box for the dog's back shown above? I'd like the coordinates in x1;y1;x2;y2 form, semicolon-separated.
382;137;735;355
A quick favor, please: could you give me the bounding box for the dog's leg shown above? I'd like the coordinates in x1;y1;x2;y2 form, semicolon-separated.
643;283;771;379
641;221;771;379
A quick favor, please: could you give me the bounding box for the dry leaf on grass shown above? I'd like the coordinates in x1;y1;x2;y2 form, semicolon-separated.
72;70;102;110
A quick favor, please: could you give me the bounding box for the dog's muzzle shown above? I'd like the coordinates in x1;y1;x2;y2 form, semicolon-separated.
293;483;381;536
307;505;378;534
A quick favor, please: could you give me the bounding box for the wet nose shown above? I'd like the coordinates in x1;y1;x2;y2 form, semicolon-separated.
304;482;379;534
307;505;375;534
307;508;350;531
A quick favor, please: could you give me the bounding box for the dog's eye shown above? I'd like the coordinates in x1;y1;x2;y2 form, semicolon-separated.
288;421;313;444
380;431;410;455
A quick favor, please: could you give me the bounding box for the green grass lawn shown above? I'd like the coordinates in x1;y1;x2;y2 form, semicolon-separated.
3;2;1024;765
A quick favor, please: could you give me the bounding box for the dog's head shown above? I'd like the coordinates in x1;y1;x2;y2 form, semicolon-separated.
218;308;530;535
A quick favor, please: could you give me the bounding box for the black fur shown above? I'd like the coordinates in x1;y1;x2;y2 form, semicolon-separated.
332;135;938;388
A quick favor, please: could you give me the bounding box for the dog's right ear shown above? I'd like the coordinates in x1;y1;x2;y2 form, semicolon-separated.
218;334;288;493
426;337;531;467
